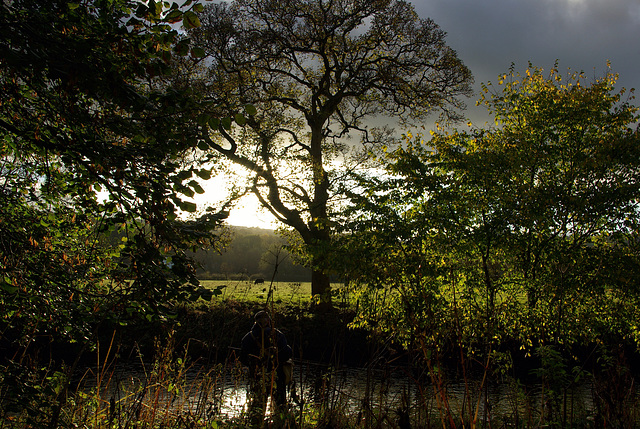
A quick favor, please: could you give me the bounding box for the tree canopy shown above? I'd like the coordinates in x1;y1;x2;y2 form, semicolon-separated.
341;63;640;355
0;0;229;420
189;0;473;303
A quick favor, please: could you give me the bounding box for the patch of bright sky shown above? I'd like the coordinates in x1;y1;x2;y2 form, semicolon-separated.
200;183;279;229
191;165;280;229
95;174;279;229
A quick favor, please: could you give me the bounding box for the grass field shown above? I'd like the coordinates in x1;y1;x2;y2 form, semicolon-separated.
199;279;349;305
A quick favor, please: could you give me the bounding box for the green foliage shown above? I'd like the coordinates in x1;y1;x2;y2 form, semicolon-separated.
0;0;231;423
341;63;640;360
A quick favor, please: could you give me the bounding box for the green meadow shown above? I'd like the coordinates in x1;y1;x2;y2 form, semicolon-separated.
198;280;352;306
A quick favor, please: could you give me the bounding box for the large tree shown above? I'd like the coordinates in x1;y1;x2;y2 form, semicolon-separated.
189;0;473;303
335;66;640;427
342;63;640;354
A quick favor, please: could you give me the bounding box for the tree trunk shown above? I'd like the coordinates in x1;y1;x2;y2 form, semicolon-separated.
308;119;332;309
311;268;332;310
311;268;331;298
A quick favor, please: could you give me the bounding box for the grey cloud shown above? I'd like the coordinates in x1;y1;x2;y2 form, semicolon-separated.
412;0;640;103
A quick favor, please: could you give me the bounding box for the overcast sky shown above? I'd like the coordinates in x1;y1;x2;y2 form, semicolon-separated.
414;0;640;123
219;0;640;227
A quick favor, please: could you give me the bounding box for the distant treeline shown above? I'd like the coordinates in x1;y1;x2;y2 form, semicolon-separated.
192;226;311;282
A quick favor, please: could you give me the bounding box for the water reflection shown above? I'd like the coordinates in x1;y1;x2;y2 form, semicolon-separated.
190;362;596;424
78;360;599;425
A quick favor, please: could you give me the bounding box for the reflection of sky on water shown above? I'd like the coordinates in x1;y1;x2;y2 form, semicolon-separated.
77;361;599;424
204;364;597;422
219;385;248;417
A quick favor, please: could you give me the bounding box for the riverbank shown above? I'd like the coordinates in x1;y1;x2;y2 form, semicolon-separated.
107;299;640;381
105;299;374;368
4;298;640;428
71;300;640;427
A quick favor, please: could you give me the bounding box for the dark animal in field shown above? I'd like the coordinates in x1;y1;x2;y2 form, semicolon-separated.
254;278;264;285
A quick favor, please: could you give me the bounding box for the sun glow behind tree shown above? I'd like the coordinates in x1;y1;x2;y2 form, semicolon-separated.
187;0;473;305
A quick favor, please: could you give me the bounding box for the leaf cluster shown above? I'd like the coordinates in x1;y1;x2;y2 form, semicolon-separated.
0;0;232;422
339;64;640;359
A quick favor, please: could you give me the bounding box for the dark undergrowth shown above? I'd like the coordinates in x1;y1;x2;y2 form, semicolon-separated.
2;299;640;428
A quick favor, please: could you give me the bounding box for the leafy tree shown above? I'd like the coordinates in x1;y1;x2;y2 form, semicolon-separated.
343;64;640;357
448;63;640;341
0;0;230;423
188;0;473;304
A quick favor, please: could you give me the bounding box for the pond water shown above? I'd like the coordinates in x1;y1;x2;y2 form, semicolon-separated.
78;359;602;426
220;363;596;424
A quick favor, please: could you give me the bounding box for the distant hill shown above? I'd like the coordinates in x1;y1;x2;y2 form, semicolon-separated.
192;226;311;282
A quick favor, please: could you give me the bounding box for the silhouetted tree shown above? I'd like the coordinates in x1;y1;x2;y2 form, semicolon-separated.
190;0;473;305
